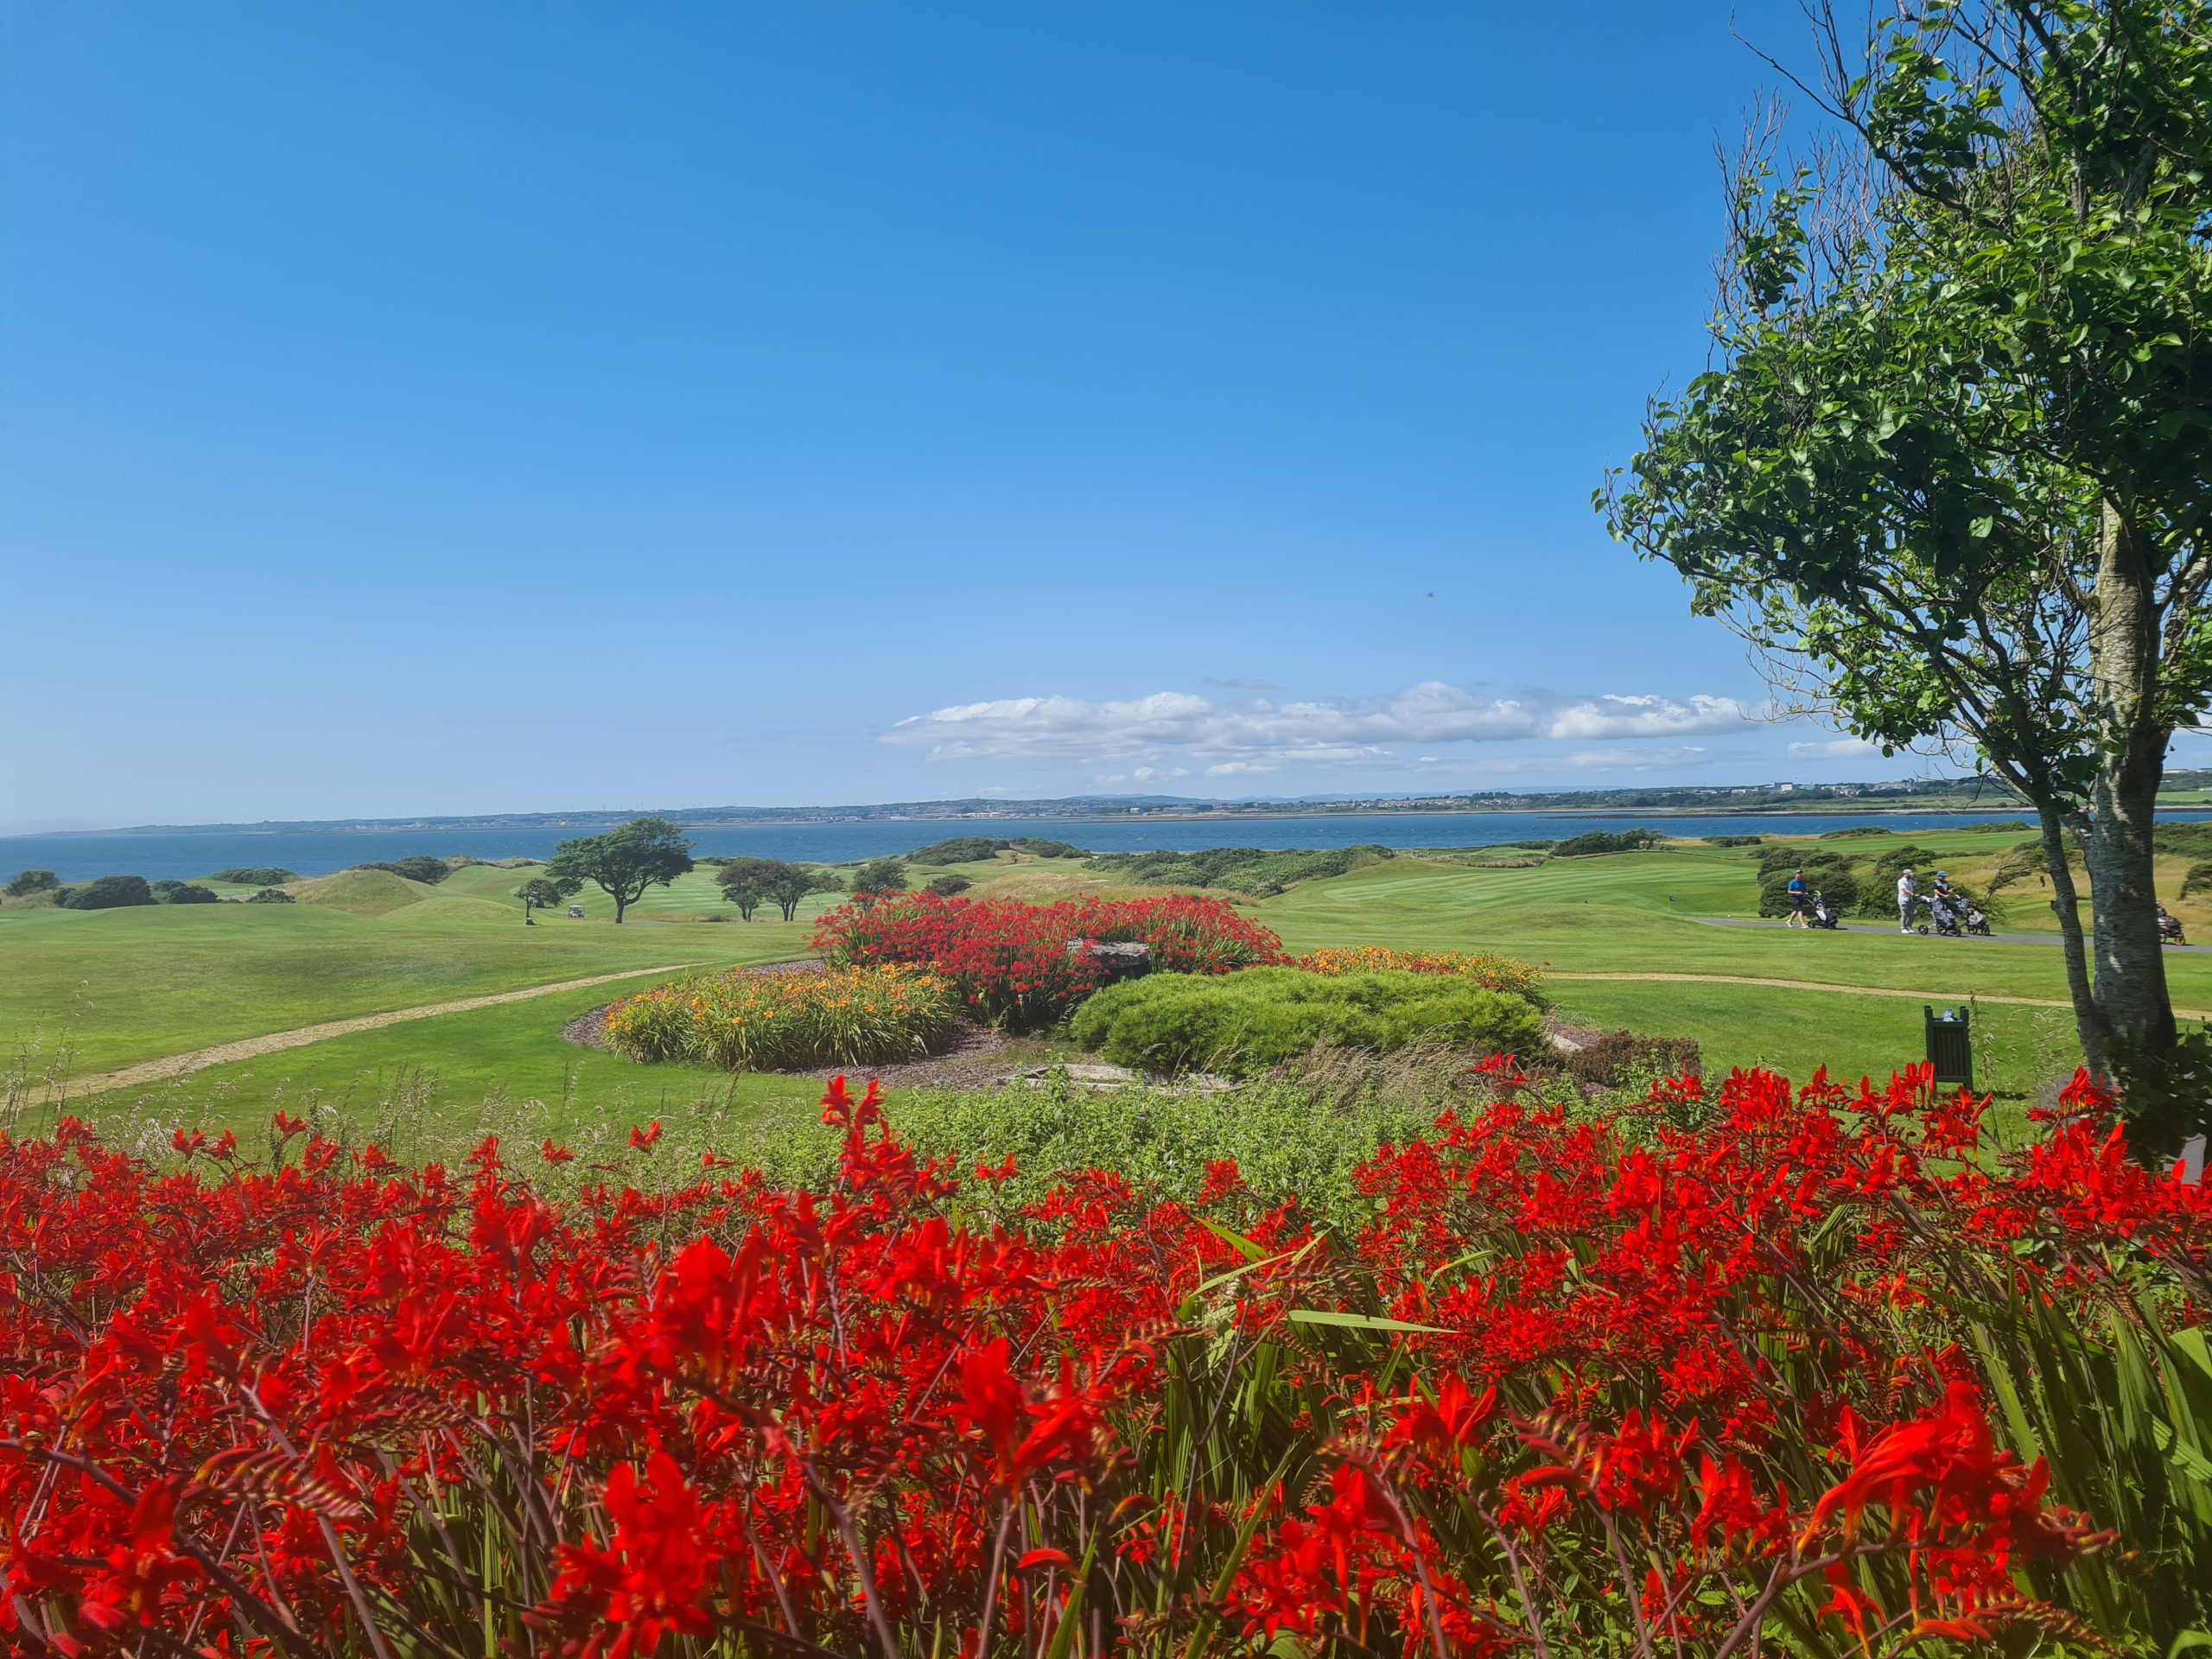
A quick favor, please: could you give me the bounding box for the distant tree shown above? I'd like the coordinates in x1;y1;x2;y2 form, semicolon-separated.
715;859;775;921
61;875;155;910
245;887;296;904
766;864;842;923
154;881;220;904
546;817;695;924
719;859;841;922
851;859;910;902
926;874;972;897
514;876;573;911
210;867;297;886
4;869;60;898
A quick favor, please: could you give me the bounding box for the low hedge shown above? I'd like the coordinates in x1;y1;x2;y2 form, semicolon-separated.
60;875;155;910
1069;967;1546;1077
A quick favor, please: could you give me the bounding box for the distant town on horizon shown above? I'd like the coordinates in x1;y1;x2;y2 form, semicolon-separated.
37;770;2209;840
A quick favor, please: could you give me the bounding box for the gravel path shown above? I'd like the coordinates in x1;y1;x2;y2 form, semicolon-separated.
31;963;709;1103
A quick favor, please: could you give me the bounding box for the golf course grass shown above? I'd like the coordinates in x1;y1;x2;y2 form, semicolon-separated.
6;824;2203;1147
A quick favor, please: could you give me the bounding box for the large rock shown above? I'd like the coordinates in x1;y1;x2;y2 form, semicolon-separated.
1068;939;1151;982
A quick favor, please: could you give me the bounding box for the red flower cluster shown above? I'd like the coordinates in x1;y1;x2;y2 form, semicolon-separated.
812;890;1280;1029
2;1064;2203;1656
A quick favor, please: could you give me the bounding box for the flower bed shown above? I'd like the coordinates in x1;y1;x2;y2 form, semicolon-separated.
812;889;1280;1030
1291;944;1543;999
603;962;959;1070
3;1065;2206;1654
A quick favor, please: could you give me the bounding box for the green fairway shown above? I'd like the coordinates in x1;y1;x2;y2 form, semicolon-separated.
7;826;2196;1146
0;862;839;1080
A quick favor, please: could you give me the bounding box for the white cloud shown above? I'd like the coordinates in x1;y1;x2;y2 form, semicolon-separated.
882;682;1758;767
1788;737;1881;760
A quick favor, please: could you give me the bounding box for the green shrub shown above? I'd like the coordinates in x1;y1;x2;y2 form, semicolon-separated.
1068;968;1546;1077
926;874;972;896
60;875;156;910
1757;865;1859;916
1550;828;1662;857
1705;834;1763;847
1819;825;1894;838
909;836;1087;864
1560;1029;1702;1090
4;869;60;897
152;881;220;904
356;855;450;884
2155;821;2212;857
208;867;296;886
244;887;296;904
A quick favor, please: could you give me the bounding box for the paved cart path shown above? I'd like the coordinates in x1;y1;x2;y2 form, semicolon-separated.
1554;969;2212;1021
1694;915;2211;953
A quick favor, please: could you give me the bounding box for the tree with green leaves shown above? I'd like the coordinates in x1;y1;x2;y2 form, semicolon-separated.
718;858;841;922
1605;0;2211;1148
851;858;910;902
514;876;573;912
3;869;59;898
545;817;694;924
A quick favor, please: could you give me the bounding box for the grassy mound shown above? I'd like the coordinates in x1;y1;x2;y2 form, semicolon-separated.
291;868;429;917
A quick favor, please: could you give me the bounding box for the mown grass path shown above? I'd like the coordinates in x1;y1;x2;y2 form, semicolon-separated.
33;963;703;1103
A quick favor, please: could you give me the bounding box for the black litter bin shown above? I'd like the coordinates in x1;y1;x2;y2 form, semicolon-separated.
1924;1005;1974;1090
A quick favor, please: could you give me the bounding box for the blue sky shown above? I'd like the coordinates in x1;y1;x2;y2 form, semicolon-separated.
2;1;2014;829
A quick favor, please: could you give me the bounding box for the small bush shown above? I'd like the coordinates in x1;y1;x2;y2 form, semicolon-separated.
1068;968;1547;1077
1561;1029;1703;1091
1819;825;1894;838
925;874;972;896
356;855;451;885
60;874;156;910
4;869;60;897
1551;828;1662;857
2155;821;2212;857
1706;834;1763;847
244;887;296;904
209;867;297;886
152;881;220;905
605;964;959;1071
2181;861;2212;901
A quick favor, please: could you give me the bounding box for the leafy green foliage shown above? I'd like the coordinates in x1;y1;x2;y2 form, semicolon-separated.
152;881;220;905
513;877;572;910
925;874;972;897
3;869;59;898
1550;828;1662;857
716;858;840;921
208;867;297;886
1068;968;1546;1077
908;836;1085;863
1705;834;1763;847
2181;861;2212;903
244;887;296;904
849;858;910;899
60;875;156;910
1083;844;1392;896
1819;826;1894;840
545;817;695;923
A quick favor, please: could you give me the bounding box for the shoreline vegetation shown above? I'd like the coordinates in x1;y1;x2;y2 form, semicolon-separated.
23;783;2212;841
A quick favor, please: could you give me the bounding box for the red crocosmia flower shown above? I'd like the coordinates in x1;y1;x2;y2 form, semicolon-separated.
1016;1548;1073;1571
542;1139;576;1164
629;1120;663;1151
548;1452;715;1657
271;1110;308;1140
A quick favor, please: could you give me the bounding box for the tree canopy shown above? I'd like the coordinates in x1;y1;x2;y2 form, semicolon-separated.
545;817;694;924
1605;0;2212;1146
716;858;840;922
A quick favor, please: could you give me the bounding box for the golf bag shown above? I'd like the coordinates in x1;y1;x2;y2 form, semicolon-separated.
1926;894;1964;937
1808;892;1842;930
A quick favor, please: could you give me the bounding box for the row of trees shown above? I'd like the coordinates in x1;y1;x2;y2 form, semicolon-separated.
1609;0;2212;1152
519;819;870;923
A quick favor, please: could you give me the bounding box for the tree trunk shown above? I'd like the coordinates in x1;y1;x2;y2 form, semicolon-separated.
2033;800;2109;1080
2083;501;2177;1066
613;893;627;924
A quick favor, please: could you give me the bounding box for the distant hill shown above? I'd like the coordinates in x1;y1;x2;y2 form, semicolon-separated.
31;778;2075;841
